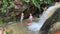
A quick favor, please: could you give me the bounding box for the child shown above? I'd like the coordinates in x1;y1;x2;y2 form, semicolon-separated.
20;13;24;24
29;13;33;23
0;28;6;34
27;19;32;26
27;13;33;26
2;28;6;34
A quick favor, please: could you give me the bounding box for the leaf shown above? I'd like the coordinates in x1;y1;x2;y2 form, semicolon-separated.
24;0;30;3
40;0;43;1
0;20;3;25
6;32;10;34
31;0;40;9
1;8;7;13
47;0;51;4
10;1;15;6
1;0;15;13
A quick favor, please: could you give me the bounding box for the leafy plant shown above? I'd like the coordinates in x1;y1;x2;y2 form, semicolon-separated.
23;0;30;3
1;0;8;13
22;0;54;9
1;0;15;13
31;0;40;9
0;19;4;25
6;32;10;34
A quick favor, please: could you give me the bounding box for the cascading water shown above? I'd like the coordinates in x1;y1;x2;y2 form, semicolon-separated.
27;4;60;34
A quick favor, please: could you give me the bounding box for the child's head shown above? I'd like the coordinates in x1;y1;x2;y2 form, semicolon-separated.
21;13;24;16
30;13;32;16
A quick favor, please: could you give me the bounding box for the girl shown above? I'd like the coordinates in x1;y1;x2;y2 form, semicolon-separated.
20;13;24;24
27;13;33;26
29;13;33;23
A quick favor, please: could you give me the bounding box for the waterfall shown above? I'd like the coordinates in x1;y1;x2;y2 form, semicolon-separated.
37;6;57;30
27;4;60;33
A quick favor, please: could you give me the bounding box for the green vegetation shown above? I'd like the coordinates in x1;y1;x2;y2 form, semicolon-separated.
0;0;60;34
0;0;56;25
1;0;15;13
0;19;4;25
22;0;54;9
6;32;10;34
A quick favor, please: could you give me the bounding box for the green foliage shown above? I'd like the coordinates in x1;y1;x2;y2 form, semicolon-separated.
31;0;40;9
47;0;51;4
22;0;54;9
0;19;4;25
1;0;15;13
9;1;15;7
1;0;8;13
23;0;40;9
23;0;30;3
6;32;10;34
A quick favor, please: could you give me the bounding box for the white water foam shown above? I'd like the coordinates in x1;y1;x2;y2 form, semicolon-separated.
27;4;60;33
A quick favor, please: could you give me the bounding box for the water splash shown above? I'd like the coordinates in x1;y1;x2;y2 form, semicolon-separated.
27;4;60;33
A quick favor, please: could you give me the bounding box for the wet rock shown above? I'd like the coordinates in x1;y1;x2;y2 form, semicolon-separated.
48;22;60;34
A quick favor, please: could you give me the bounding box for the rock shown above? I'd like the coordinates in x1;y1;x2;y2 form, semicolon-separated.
48;22;60;34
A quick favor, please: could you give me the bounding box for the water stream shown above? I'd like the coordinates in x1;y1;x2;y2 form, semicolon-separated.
27;4;60;34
